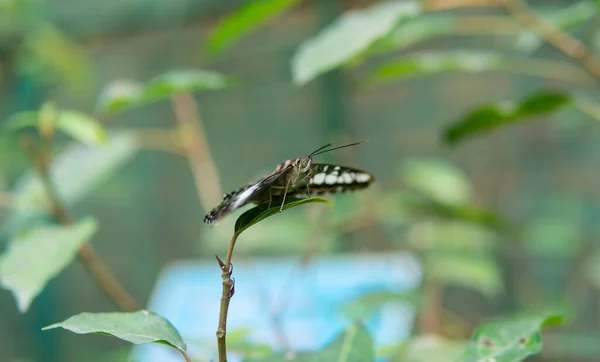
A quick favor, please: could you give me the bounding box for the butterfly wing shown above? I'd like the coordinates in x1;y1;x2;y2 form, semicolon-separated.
203;165;292;224
286;163;375;197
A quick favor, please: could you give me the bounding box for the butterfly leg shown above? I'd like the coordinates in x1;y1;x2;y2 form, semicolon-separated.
267;187;273;209
279;178;291;212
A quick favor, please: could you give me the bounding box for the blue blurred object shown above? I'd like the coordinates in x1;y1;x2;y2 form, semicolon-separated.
135;252;421;361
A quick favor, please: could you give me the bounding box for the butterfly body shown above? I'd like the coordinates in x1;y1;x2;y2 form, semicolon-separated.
204;142;374;225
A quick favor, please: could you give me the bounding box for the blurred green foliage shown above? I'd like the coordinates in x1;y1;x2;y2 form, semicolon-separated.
2;0;600;361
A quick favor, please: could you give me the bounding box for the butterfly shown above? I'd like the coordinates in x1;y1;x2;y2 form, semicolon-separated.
204;140;375;224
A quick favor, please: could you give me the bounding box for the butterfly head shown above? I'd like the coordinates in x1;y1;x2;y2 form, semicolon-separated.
298;156;312;172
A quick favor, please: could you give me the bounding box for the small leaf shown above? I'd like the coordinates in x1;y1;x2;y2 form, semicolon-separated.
43;310;188;359
97;69;233;115
365;51;591;86
400;159;471;206
1;131;138;238
56;110;107;145
426;253;503;298
459;314;562;362
234;197;332;235
444;90;571;144
206;0;301;57
292;1;421;85
341;290;421;320
4;111;40;131
247;322;375;362
0;218;98;312
405;198;505;231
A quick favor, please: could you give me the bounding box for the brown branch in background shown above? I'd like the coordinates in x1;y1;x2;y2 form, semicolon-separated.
216;231;240;362
20;135;139;312
417;278;444;334
133;129;186;155
499;0;600;81
171;93;223;211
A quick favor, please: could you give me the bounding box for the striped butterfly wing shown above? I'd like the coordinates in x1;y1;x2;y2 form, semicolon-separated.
286;163;374;197
204;164;293;224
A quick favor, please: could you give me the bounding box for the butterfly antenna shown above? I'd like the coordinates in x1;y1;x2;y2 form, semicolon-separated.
308;143;333;157
312;140;369;157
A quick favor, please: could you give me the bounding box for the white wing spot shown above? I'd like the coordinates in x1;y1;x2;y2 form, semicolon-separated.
342;173;354;183
333;166;341;171
356;173;371;183
337;176;345;183
312;173;326;185
322;166;329;172
325;174;338;185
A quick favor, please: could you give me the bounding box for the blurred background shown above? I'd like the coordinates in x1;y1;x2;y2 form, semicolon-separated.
1;0;600;361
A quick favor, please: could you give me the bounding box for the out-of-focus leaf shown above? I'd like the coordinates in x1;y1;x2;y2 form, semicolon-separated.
515;1;597;54
206;0;301;57
2;132;138;237
0;218;97;312
400;160;471;206
341;290;421;320
405;198;505;231
426;253;502;298
384;334;465;362
365;51;591;86
3;108;106;145
292;1;421;85
408;221;497;252
43;311;189;360
97;69;233;115
458;314;562;362
444;90;570;144
228;327;274;359
234;197;332;235
522;218;580;258
17;23;90;90
247;323;375;362
56;111;107;145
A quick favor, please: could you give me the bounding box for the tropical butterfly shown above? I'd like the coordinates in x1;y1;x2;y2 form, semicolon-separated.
204;141;374;224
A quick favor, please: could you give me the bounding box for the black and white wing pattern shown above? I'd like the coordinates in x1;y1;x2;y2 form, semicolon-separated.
203;165;292;225
287;164;374;198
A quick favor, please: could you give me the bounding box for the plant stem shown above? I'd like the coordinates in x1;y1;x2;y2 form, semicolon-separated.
20;135;139;312
171;93;223;211
499;0;600;81
216;231;240;362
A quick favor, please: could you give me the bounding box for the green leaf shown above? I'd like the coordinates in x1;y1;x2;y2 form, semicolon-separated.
0;218;98;312
400;159;471;206
97;69;233;115
444;90;571;144
365;51;591;86
405;198;505;231
292;1;421;85
56;111;107;145
426;253;502;298
206;0;301;57
459;314;562;362
385;334;466;362
2;131;138;238
247;323;375;362
42;310;189;359
341;290;421;320
234;197;332;235
3;107;107;145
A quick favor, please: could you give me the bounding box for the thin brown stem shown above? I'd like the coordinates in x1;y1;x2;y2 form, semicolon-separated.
499;0;600;81
417;278;444;334
171;93;223;211
20;135;139;312
216;231;240;362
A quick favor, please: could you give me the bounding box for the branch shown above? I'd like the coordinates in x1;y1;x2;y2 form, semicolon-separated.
499;0;600;81
216;231;240;362
171;93;223;212
20;135;139;312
